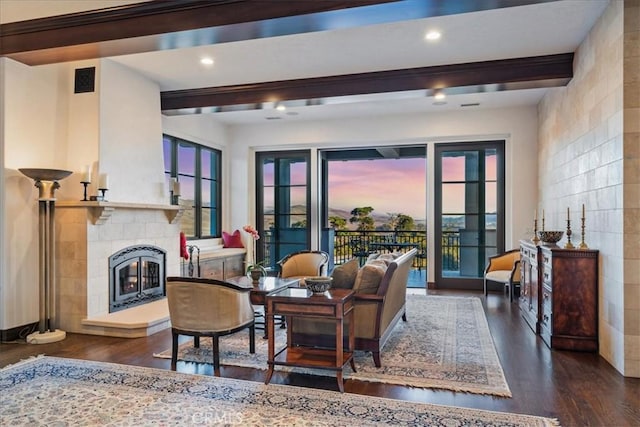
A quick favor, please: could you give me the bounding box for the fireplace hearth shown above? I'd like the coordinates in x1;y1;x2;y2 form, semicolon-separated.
109;245;166;313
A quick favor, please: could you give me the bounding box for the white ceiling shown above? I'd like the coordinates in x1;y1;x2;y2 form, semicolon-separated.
79;1;611;124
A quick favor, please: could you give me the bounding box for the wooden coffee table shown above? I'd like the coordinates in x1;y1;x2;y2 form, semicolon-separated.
264;287;355;392
226;276;300;338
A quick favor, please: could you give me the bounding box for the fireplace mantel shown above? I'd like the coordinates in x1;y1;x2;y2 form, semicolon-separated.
57;201;184;225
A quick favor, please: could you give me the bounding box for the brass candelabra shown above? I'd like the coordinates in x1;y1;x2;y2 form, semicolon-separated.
564;219;575;249
532;219;540;244
579;214;589;249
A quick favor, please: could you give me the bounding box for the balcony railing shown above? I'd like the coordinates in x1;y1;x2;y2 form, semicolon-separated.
261;229;463;274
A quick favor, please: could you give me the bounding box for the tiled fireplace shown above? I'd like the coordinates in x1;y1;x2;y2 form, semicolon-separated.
55;201;181;337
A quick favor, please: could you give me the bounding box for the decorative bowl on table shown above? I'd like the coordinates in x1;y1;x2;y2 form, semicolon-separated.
305;276;333;294
537;230;564;245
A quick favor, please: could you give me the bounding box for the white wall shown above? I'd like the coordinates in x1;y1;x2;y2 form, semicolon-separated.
227;105;539;284
0;57;171;331
99;59;165;204
1;58;70;330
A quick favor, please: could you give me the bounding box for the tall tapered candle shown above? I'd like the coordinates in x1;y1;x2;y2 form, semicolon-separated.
582;204;585;220
534;209;537;221
567;207;570;221
98;173;109;190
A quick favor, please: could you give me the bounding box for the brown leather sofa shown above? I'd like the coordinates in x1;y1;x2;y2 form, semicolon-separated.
290;248;417;367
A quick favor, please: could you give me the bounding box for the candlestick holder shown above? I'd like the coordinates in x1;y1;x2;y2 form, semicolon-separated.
579;216;589;249
80;181;90;201
98;188;108;201
532;219;540;244
564;219;575;249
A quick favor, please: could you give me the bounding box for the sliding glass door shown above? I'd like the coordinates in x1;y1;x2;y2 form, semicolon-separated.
434;141;505;289
255;150;311;268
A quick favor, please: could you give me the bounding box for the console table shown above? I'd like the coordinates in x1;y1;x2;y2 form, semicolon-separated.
264;288;356;392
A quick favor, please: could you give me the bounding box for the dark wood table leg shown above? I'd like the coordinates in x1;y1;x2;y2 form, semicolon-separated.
336;371;345;393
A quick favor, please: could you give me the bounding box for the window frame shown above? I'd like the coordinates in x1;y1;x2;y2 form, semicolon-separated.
163;134;222;239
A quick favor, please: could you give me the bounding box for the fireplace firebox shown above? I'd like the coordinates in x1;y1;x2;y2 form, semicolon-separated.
109;245;166;312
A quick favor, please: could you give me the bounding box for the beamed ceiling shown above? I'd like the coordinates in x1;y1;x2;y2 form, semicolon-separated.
0;0;609;122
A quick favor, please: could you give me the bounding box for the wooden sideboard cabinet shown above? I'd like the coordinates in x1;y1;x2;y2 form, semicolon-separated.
519;240;599;352
181;249;245;280
519;240;540;334
538;246;599;351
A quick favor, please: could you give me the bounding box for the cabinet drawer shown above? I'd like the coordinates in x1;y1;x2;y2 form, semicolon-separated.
540;288;552;329
542;266;552;288
542;252;551;268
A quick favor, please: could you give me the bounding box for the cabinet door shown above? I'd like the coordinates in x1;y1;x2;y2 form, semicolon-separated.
201;258;224;280
223;255;245;279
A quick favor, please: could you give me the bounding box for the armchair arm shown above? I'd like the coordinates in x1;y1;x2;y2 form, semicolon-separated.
354;294;385;303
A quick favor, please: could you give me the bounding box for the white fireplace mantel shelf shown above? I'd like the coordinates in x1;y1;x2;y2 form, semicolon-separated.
57;201;184;225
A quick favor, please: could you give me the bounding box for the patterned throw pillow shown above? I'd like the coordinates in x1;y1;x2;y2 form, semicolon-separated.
222;230;244;248
331;258;359;289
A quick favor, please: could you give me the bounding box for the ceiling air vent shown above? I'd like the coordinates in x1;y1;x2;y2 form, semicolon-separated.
460;103;480;107
265;116;283;120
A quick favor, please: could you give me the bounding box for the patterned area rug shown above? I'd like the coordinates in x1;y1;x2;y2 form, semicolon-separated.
155;295;511;397
0;356;559;426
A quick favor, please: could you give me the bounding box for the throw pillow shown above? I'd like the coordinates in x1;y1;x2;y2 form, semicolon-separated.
222;230;244;248
330;258;359;289
353;262;387;294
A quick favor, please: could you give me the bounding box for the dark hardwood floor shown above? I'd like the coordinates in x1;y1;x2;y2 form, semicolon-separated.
1;289;638;426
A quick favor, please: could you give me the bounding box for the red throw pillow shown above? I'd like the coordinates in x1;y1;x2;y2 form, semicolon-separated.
222;230;244;248
179;232;189;260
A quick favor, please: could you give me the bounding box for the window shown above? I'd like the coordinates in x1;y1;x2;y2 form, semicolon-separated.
163;135;221;239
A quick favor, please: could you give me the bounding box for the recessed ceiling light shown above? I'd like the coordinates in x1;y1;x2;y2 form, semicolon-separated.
425;31;441;41
276;104;286;112
200;57;214;66
434;91;446;100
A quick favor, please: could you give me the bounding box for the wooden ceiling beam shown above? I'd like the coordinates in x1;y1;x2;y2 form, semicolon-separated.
160;53;574;110
0;0;395;63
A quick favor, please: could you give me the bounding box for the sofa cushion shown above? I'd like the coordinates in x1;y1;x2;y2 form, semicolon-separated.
353;262;387;294
331;258;359;289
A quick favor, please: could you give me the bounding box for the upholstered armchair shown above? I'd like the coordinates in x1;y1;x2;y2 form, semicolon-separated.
277;250;329;286
166;277;255;374
483;249;521;302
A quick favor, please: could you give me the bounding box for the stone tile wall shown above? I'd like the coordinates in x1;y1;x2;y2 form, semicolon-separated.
623;0;640;377
538;0;638;377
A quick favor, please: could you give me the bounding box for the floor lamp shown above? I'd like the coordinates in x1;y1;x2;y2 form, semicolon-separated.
19;168;72;344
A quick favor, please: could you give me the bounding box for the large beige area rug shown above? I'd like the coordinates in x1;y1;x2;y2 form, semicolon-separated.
0;356;558;426
155;295;511;397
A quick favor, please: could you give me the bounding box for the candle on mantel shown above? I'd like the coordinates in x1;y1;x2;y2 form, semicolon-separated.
98;173;109;190
81;165;92;183
173;181;181;196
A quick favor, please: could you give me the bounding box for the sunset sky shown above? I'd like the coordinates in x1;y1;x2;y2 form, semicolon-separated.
328;158;426;219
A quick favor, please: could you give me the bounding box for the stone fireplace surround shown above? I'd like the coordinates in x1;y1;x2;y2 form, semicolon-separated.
55;201;182;337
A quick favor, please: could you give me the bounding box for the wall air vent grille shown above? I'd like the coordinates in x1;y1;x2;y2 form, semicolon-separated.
74;67;96;93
